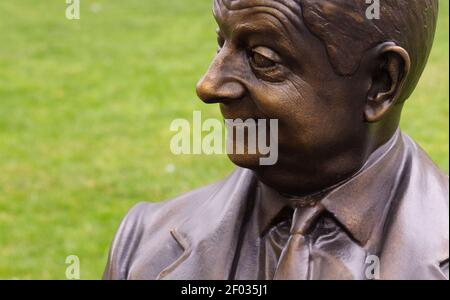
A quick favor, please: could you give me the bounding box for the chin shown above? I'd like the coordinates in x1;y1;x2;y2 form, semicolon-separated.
228;153;320;196
227;153;263;169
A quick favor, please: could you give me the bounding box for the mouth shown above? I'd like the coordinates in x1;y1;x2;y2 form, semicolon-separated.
219;100;269;122
223;117;259;124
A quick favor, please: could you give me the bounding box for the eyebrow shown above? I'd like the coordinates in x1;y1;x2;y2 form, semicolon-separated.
213;0;308;62
231;20;290;46
222;18;299;64
213;1;306;45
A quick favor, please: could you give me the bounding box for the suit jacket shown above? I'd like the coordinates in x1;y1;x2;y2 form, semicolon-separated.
103;132;449;280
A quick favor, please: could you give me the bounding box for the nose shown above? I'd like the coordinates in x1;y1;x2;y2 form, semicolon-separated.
196;54;246;104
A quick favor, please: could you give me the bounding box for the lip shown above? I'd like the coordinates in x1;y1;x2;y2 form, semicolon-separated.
221;110;268;121
220;101;268;120
224;118;259;128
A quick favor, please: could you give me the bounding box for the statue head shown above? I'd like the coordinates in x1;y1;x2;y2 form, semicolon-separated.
196;0;439;195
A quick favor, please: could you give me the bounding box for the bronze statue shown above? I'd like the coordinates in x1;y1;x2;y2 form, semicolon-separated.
104;0;448;280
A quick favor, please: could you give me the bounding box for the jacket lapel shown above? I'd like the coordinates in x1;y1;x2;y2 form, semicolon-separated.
157;168;257;279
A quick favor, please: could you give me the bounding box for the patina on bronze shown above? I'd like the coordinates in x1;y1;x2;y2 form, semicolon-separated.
104;0;448;280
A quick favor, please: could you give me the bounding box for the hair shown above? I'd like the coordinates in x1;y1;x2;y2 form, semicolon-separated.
298;0;439;101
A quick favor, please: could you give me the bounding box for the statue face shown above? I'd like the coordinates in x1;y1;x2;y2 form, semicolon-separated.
196;0;376;194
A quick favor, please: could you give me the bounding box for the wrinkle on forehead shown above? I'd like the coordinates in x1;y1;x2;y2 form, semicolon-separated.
214;0;304;30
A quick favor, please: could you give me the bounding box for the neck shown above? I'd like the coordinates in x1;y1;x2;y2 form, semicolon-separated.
254;128;400;197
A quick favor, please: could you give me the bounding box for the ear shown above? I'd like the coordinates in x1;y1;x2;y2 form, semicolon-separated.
364;42;411;122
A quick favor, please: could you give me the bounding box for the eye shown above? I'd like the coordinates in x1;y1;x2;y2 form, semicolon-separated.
249;47;281;69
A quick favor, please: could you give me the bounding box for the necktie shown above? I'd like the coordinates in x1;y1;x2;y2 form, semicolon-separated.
273;204;324;280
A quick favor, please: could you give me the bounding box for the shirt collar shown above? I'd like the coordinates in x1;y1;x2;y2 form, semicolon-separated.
321;129;404;245
256;129;404;245
255;181;293;237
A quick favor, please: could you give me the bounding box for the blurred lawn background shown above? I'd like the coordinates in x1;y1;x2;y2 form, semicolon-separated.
0;0;448;279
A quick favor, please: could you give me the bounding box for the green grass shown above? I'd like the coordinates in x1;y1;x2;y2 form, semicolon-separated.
0;0;448;279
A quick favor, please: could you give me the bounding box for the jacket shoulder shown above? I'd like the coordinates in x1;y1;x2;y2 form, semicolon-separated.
103;170;238;279
381;134;449;279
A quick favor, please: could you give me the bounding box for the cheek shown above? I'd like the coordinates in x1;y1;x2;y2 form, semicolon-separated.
246;78;325;149
250;74;329;134
248;75;366;152
248;77;317;122
288;76;368;151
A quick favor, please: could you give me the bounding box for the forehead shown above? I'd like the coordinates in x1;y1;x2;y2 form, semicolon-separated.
213;0;306;35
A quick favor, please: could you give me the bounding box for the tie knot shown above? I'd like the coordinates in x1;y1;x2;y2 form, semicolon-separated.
290;204;324;235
